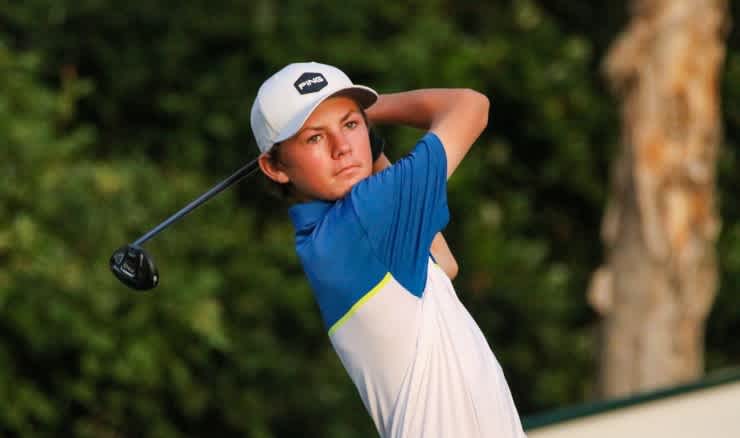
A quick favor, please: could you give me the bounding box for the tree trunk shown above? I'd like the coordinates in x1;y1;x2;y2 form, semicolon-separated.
587;0;728;398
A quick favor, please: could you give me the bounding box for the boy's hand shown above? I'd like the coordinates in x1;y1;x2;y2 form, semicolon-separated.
372;153;392;174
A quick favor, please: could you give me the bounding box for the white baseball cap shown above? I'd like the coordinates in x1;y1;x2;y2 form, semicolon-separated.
250;62;378;153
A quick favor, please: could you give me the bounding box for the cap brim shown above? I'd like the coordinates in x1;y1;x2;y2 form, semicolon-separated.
273;85;378;145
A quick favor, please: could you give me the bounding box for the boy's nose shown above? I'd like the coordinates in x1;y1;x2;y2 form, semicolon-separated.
331;133;352;158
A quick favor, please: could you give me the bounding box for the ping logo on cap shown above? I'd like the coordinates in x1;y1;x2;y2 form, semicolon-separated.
294;72;327;94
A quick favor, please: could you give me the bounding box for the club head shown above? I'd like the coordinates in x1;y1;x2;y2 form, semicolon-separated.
110;245;159;291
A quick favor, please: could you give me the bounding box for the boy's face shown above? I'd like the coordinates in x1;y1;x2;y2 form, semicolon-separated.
259;96;373;202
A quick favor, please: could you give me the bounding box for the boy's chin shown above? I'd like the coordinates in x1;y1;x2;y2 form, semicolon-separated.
300;173;370;202
324;186;353;201
322;181;361;201
332;172;370;198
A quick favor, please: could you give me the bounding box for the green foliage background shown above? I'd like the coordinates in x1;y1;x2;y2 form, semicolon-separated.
1;0;739;436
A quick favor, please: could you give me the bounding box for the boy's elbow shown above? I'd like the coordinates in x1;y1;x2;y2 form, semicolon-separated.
446;259;459;280
462;89;490;132
480;92;490;127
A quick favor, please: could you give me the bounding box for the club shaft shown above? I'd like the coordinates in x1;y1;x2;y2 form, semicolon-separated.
133;158;260;246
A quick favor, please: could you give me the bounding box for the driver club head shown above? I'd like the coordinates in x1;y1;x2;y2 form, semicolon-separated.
110;245;159;291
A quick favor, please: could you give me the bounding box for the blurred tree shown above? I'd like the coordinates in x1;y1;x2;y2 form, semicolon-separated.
588;0;729;397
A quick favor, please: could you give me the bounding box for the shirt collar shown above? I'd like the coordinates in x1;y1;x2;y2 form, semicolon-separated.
289;199;334;230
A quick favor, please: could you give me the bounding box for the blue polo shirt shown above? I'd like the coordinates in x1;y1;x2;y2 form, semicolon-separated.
289;132;449;331
289;132;525;438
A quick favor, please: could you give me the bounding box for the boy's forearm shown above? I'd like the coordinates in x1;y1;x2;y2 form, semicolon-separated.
365;89;489;178
431;233;458;280
365;89;484;130
364;90;439;129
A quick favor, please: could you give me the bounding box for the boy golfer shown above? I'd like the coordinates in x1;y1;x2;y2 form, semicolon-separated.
251;62;526;437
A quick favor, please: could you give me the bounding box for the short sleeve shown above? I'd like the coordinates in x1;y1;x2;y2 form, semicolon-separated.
349;132;449;296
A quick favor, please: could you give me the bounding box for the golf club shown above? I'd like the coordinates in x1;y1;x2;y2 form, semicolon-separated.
110;128;385;291
110;158;260;291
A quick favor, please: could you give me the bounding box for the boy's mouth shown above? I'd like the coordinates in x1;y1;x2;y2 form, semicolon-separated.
336;163;361;176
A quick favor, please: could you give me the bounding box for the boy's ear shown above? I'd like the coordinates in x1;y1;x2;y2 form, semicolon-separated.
258;153;291;184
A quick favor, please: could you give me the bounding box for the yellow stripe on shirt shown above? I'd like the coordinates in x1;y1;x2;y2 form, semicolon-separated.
328;272;393;336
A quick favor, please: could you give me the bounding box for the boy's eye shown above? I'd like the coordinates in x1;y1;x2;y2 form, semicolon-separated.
346;120;358;129
307;134;322;144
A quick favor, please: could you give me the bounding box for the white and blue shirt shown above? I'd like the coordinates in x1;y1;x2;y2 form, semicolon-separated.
289;133;526;438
